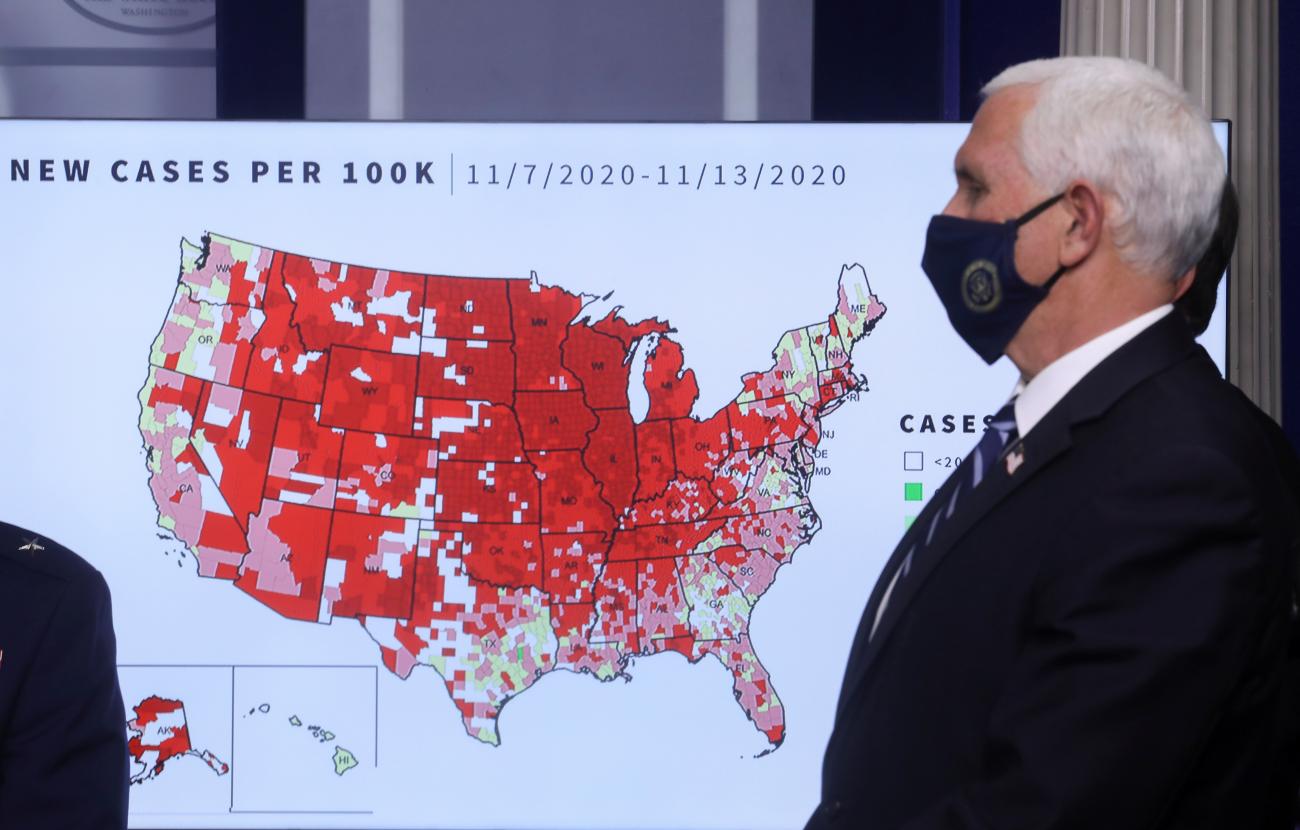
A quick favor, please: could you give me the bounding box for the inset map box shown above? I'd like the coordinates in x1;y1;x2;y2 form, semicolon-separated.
231;666;376;816
118;665;232;819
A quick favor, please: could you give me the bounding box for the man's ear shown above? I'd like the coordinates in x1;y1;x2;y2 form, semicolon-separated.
1173;265;1196;301
1059;180;1104;267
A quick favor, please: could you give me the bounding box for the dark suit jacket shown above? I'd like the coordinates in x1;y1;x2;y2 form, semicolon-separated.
0;520;129;828
809;312;1300;829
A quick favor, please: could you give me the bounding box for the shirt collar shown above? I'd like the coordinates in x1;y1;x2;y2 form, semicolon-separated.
1012;305;1174;438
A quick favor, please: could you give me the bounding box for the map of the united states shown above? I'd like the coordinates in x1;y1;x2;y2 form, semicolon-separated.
138;233;885;752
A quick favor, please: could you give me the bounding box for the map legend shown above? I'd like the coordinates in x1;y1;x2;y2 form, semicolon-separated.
904;482;924;502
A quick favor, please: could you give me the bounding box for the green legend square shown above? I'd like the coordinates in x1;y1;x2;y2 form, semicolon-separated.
904;482;924;502
904;515;917;529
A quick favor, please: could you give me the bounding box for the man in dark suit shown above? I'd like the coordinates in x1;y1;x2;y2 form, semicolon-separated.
0;520;129;828
809;57;1300;829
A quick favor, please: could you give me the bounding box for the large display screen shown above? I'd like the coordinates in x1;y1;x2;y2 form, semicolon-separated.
0;120;1228;829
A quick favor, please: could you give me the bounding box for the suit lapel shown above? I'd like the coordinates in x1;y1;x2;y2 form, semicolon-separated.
832;462;968;715
833;311;1201;723
834;417;1072;721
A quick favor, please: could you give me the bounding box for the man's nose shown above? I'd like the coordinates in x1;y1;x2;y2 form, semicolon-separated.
940;191;965;218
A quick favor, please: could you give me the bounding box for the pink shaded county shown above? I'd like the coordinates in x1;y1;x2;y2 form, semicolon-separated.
711;545;781;603
182;236;273;309
694;634;785;750
234;499;329;621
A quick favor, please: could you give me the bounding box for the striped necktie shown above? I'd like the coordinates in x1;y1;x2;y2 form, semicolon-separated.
869;398;1019;639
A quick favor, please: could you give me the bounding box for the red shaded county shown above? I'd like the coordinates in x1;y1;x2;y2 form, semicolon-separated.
509;280;583;391
426;400;524;461
234;500;329;622
583;410;637;513
127;696;191;765
448;521;544;590
192;382;279;529
326;512;417;619
129;695;184;730
320;345;418;435
146;367;206;412
262;400;344;508
534;450;615;535
408;526;496;624
590;308;669;348
562;324;631;409
195;512;249;580
727;394;808;451
417;338;514;404
551;600;598;639
720;507;811;564
336;430;438;516
243;252;328;403
635;419;675;500
282;254;425;352
817;364;861;408
671;411;733;482
711;544;781;600
643;339;699;420
404;536;460;627
592;560;639;653
709;449;763;507
423;275;512;341
637;558;692;644
515;391;597;451
542;532;608;602
436;459;540;524
551;599;624;675
624;476;718;526
606;518;724;562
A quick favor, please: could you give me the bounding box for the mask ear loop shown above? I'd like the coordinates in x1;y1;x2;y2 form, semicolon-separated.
1013;192;1066;228
1013;192;1069;292
1039;263;1070;292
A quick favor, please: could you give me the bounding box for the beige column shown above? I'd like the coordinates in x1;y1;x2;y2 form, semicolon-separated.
1061;0;1281;420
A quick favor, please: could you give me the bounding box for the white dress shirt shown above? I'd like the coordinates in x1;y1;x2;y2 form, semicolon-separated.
1013;304;1174;439
867;304;1175;641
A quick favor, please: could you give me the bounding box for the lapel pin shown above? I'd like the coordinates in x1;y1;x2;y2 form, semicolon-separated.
18;538;45;552
1005;444;1025;476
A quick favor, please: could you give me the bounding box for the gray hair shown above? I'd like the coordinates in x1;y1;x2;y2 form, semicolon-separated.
984;56;1224;281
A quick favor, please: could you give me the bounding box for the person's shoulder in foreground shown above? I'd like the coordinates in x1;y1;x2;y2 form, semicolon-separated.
0;519;130;829
808;54;1300;830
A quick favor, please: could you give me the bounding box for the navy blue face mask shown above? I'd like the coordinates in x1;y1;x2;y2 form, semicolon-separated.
921;192;1068;364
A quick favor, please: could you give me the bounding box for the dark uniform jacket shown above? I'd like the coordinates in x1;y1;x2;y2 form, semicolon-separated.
809;312;1300;829
0;520;129;828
